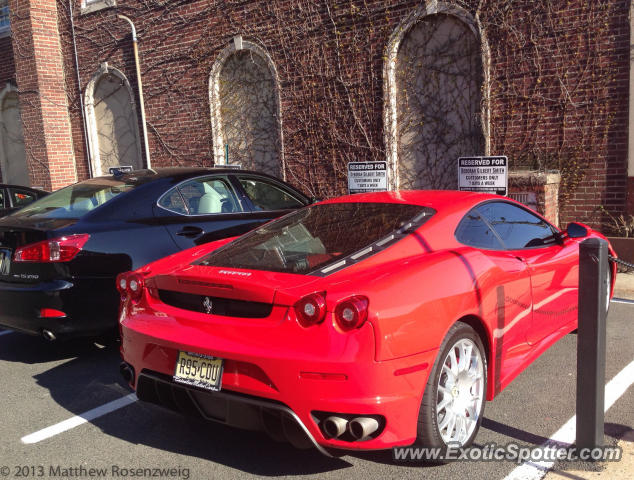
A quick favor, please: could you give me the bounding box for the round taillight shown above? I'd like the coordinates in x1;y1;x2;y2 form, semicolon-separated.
294;292;327;327
127;273;145;300
116;272;129;295
334;296;369;331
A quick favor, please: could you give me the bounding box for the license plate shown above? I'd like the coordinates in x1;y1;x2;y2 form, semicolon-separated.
173;351;223;391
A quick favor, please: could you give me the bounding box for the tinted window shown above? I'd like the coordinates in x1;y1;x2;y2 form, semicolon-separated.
478;202;557;249
157;188;187;215
10;188;38;208
198;203;431;274
456;210;504;249
11;179;136;219
177;177;241;215
239;177;305;211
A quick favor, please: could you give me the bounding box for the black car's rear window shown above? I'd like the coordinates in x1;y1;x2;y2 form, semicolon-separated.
197;202;434;275
11;178;136;219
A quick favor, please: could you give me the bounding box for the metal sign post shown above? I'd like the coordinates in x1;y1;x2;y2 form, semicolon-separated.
576;238;608;450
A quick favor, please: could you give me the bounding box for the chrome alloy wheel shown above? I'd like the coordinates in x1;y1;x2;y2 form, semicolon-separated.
435;338;485;445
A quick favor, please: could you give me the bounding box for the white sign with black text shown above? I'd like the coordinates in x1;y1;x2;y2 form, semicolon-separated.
458;156;508;196
348;162;388;194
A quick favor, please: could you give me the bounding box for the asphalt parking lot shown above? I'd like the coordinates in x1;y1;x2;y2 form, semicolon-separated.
0;301;632;480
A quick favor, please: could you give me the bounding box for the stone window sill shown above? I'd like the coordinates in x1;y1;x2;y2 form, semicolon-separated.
81;0;117;15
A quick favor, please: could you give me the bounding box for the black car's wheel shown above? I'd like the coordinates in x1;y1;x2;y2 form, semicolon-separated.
417;322;487;449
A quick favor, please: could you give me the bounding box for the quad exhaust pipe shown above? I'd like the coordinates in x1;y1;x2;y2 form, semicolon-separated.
321;415;380;440
119;362;135;384
348;417;379;440
42;329;56;341
323;416;348;438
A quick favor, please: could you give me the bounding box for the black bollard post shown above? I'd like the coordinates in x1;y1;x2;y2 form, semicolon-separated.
576;237;608;450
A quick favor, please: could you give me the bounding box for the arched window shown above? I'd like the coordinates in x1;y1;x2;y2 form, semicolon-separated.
0;84;30;186
209;39;283;178
85;65;143;176
385;3;489;190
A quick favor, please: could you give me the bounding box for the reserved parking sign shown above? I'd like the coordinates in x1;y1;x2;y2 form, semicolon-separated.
348;162;388;194
458;156;508;196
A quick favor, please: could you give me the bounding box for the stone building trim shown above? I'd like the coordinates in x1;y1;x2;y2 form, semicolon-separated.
0;82;18;182
208;37;285;179
383;0;491;190
84;63;143;176
80;0;116;16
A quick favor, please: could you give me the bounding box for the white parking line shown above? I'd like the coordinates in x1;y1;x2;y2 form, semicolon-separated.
21;393;137;444
0;330;12;337
504;359;634;480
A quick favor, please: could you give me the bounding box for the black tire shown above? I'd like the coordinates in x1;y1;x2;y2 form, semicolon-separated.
416;322;487;450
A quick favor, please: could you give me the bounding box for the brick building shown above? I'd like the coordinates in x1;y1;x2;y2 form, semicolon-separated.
0;0;631;228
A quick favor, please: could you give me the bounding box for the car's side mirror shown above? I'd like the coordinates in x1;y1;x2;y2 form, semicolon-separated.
567;222;588;238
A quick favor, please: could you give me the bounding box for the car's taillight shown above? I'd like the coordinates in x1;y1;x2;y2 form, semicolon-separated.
294;292;327;327
13;234;90;263
116;271;145;301
334;296;369;331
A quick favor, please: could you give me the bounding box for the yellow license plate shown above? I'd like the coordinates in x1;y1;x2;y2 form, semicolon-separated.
173;351;223;391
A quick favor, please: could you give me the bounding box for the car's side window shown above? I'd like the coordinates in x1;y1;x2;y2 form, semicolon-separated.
176;177;241;215
10;189;37;208
238;177;305;211
158;188;188;215
477;202;558;249
455;210;504;249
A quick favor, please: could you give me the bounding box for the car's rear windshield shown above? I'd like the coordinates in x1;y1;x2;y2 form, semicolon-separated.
11;178;136;219
197;202;434;275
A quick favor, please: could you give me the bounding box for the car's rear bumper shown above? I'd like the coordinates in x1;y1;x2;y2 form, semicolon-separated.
120;300;438;451
0;277;118;338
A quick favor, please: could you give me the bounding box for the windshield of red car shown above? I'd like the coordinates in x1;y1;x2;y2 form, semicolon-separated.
197;202;434;275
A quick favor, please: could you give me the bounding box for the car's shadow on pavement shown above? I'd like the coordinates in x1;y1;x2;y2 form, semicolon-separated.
19;336;351;476
0;331;114;364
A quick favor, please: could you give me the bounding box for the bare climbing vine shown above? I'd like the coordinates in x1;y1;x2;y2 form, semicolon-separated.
4;0;628;225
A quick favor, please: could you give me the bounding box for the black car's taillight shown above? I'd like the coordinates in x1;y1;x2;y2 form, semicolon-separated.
13;234;90;263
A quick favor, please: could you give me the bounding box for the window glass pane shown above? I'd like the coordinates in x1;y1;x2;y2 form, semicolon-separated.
477;202;557;249
0;190;5;209
239;177;305;211
198;203;429;274
456;210;503;249
10;189;37;208
157;188;187;215
10;179;136;219
177;177;241;215
0;1;9;31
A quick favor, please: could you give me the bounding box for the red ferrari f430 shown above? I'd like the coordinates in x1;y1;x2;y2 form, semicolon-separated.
118;191;615;456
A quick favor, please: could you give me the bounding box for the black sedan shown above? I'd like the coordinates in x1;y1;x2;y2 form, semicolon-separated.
0;184;48;217
0;168;310;340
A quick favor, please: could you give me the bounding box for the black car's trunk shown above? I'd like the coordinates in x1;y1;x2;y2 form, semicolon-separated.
0;218;78;284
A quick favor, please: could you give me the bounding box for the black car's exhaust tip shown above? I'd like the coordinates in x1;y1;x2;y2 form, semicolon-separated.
41;329;56;341
119;362;135;384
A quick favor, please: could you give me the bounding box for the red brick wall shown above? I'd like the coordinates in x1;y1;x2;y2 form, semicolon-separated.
9;0;77;190
3;1;630;229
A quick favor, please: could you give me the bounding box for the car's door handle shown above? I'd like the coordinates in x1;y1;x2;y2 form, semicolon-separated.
176;226;204;237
